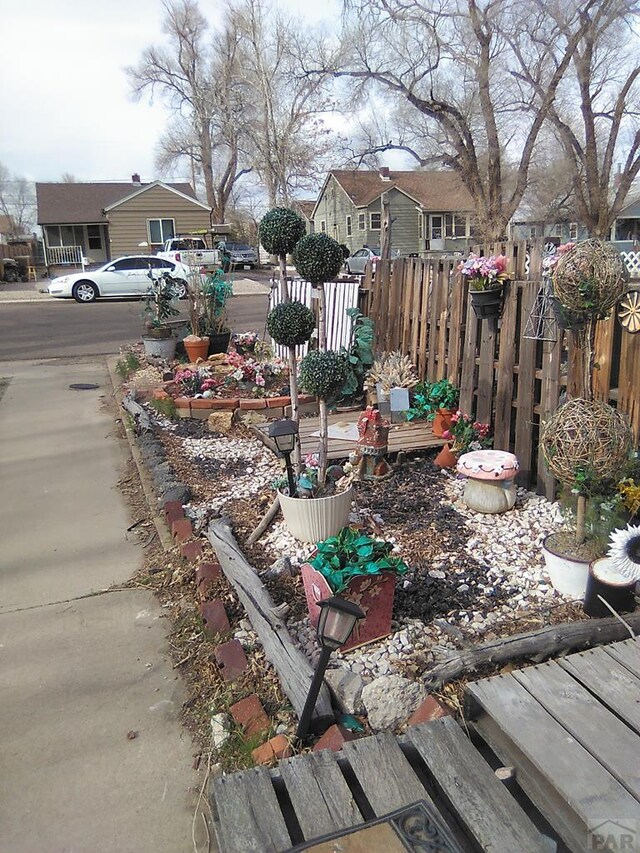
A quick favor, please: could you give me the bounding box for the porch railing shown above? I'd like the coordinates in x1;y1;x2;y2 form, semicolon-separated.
47;245;83;266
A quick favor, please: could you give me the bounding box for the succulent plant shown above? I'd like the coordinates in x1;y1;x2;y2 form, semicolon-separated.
259;207;307;257
266;301;315;347
293;233;344;283
299;350;348;398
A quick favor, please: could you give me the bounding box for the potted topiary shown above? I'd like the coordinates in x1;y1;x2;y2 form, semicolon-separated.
141;271;180;360
407;378;459;436
300;528;409;650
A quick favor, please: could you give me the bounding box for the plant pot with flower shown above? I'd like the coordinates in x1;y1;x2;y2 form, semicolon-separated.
458;253;510;320
141;271;180;360
301;527;409;651
407;378;459;436
436;411;492;468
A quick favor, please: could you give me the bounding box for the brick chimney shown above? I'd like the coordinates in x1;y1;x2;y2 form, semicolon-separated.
131;173;141;185
379;166;390;180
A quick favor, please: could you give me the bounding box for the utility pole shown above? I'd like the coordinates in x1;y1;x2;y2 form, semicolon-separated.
381;192;391;260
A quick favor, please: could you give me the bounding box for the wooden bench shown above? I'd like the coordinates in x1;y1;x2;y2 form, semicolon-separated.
210;717;547;852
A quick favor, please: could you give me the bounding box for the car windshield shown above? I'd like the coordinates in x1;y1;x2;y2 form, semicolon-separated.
228;243;252;251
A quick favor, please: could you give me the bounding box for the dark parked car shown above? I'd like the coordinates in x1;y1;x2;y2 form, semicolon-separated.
218;242;259;271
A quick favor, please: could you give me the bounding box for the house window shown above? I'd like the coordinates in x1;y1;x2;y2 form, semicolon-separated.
87;225;102;250
418;214;423;240
445;214;467;238
346;215;352;237
554;223;563;238
47;226;61;247
358;213;366;231
370;212;381;230
569;222;578;240
529;225;539;238
148;218;175;246
320;220;326;233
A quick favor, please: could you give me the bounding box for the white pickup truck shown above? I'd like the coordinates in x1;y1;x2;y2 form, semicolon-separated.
156;236;219;268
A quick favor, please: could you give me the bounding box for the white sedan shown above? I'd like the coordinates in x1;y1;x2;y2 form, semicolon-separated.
47;255;191;303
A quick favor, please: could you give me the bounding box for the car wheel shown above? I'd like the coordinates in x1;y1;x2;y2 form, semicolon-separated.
173;279;188;299
72;281;98;303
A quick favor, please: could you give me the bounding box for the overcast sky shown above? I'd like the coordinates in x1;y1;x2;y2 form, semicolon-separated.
1;0;339;183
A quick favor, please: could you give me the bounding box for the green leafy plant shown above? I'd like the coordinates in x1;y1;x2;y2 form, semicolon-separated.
143;273;180;332
116;351;141;379
299;350;348;399
407;379;459;422
310;527;409;593
259;207;306;256
266;301;315;347
293;233;344;283
337;307;375;405
200;269;233;335
149;396;177;419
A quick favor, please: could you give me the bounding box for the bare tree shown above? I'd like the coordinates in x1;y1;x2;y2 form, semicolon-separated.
127;0;251;222
307;0;597;241
0;162;36;234
512;0;640;238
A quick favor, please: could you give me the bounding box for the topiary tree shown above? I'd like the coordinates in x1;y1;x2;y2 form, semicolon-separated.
299;350;348;399
267;301;315;348
293;233;345;483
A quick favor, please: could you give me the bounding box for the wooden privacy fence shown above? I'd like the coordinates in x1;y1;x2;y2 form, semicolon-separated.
359;242;640;498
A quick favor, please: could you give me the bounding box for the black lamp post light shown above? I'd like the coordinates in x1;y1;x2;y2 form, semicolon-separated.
296;596;364;742
268;417;298;497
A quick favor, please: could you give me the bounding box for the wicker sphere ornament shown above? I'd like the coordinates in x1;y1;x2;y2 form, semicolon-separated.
553;239;628;317
540;398;633;487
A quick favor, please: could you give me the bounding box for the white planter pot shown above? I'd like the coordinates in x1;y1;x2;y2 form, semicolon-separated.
278;486;353;543
142;336;177;360
542;534;590;599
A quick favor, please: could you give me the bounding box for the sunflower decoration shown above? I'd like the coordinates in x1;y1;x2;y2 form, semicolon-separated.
607;524;640;580
618;290;640;333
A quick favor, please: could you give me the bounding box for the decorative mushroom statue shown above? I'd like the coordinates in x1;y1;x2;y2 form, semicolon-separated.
456;450;519;513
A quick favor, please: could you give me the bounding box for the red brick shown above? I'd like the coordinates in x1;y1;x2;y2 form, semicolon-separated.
298;394;315;404
251;735;292;765
201;600;230;637
312;724;357;753
406;696;453;727
196;561;222;598
180;540;203;562
239;398;268;410
214;639;248;682
164;500;184;522
172;518;193;542
189;398;216;409
153;388;170;400
173;396;192;410
165;506;184;527
209;398;239;410
230;695;270;737
266;396;291;408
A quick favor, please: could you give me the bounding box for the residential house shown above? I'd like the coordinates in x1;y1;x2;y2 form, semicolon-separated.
508;219;587;244
0;214;17;244
36;175;211;270
291;199;316;234
612;195;640;247
311;168;475;256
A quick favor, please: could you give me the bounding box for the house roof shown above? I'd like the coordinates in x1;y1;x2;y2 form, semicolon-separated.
36;180;200;225
291;199;316;220
321;169;474;213
616;195;640;219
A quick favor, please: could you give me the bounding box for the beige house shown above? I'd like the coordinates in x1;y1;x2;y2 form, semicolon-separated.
36;175;211;270
312;168;475;256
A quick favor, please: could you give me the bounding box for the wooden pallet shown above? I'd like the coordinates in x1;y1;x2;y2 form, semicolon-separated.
210;717;546;853
252;412;445;461
466;639;640;852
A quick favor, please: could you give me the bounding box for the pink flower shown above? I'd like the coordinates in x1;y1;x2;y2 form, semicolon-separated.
255;374;265;387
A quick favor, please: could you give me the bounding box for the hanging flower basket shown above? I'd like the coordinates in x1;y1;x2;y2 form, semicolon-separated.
468;284;504;319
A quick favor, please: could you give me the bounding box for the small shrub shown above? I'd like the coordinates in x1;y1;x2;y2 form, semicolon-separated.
259;207;307;257
149;396;177;420
293;233;344;283
266;301;315;347
116;351;141;379
299;350;348;398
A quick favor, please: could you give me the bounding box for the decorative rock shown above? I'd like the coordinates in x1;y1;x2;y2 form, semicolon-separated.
313;724;356;753
324;667;365;715
201;600;230;637
210;713;231;749
251;734;292;765
158;482;191;505
406;696;453;727
207;411;235;433
361;675;427;732
214;639;248;682
230;695;271;737
263;556;295;579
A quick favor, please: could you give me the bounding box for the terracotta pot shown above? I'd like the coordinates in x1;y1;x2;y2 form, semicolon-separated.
434;443;458;468
432;408;454;437
184;336;210;363
301;563;396;651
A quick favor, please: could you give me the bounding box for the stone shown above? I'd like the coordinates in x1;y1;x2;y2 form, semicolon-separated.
171;518;193;542
210;713;230;749
324;667;365;715
251;734;292;765
361;675;427;732
406;696;453;727
313;724;357;753
214;639;248;681
230;695;270;737
207;411;235;434
263;556;294;579
201;600;230;637
158;482;191;505
180;540;203;562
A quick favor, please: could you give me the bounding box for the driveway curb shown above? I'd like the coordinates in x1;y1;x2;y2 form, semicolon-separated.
105;355;174;552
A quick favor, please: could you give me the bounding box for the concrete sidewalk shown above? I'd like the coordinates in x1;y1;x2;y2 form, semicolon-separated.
0;360;204;852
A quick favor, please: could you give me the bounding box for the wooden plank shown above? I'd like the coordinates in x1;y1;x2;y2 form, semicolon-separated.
427;262;442;380
513;661;640;800
493;282;518;450
475;309;496;425
514;282;538;483
447;263;465;386
406;718;545;852
436;263;449;380
604;639;640;679
467;674;640;851
559;647;640;734
278;750;363;839
458;295;478;414
212;766;291;853
341;732;435;815
207;519;334;731
400;258;415;356
410;261;424;370
593;314;615;402
417;263;431;379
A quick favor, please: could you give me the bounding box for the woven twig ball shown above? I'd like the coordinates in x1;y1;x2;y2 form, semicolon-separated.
553;239;628;316
540;398;632;486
